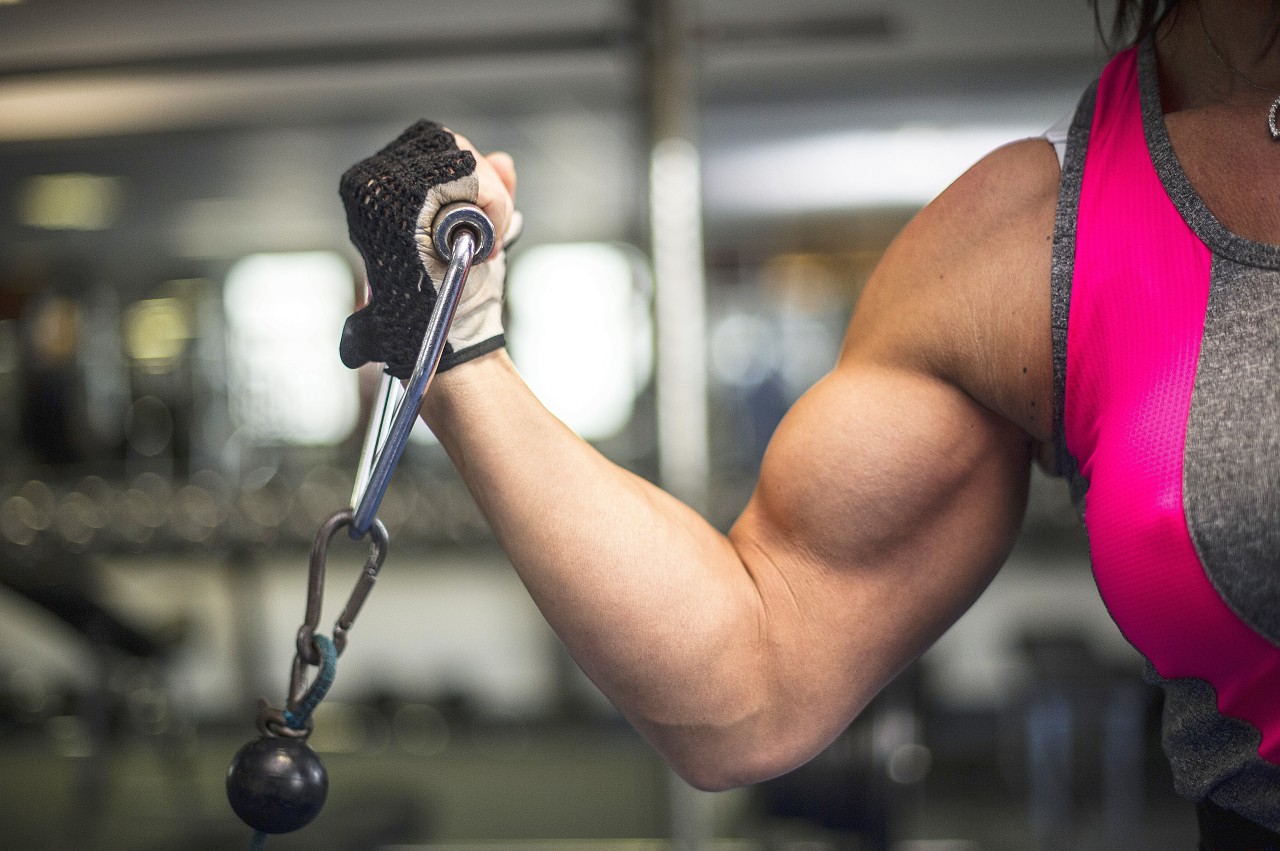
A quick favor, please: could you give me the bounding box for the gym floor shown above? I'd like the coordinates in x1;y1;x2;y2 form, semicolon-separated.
0;705;1198;851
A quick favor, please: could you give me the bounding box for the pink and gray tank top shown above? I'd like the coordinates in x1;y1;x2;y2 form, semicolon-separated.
1052;38;1280;827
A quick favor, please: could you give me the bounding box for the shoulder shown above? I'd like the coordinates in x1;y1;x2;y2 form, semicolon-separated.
842;137;1062;444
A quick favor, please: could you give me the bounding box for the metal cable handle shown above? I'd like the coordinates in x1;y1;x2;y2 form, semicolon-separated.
347;202;495;539
229;189;499;849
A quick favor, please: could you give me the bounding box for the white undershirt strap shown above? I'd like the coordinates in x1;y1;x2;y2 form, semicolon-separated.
1044;110;1072;169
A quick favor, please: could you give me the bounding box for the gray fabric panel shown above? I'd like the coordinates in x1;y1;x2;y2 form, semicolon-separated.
1138;37;1280;268
1183;257;1280;643
1050;80;1098;517
1148;664;1280;832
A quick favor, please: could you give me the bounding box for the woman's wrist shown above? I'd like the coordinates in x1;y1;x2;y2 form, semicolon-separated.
419;347;517;432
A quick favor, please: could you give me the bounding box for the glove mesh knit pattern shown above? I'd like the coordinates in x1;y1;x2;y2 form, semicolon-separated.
339;120;476;379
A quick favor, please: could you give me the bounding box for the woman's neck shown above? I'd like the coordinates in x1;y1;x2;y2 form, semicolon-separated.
1157;0;1280;111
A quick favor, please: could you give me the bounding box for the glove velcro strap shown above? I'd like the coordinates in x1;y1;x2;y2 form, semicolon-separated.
439;333;506;372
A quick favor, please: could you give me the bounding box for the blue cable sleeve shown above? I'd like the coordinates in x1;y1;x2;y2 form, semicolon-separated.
284;633;337;730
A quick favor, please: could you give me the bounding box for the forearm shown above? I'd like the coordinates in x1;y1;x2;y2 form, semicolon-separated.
421;350;783;785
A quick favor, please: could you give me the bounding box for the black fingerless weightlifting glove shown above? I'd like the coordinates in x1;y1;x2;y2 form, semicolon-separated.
339;120;507;378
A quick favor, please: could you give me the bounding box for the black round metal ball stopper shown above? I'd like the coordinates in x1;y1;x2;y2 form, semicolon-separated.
226;735;329;834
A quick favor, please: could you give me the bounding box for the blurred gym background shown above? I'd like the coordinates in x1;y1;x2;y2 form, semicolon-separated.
0;1;1196;849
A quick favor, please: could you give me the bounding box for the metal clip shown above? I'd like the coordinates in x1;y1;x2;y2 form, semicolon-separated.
293;508;389;674
255;698;310;739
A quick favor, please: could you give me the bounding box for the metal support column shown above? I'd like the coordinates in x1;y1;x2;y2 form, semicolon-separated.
637;0;709;528
637;1;717;848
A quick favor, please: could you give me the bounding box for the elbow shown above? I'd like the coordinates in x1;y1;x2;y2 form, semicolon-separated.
625;665;856;792
666;753;754;793
653;723;833;793
669;757;784;793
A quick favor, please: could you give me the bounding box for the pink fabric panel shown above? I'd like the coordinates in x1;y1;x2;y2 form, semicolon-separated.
1064;48;1280;762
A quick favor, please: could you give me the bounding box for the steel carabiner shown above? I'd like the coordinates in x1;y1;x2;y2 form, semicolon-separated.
293;508;389;674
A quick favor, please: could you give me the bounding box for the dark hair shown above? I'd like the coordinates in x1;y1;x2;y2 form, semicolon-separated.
1088;0;1184;50
1093;0;1280;53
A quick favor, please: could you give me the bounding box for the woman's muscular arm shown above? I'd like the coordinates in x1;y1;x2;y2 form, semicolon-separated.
420;135;1059;790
